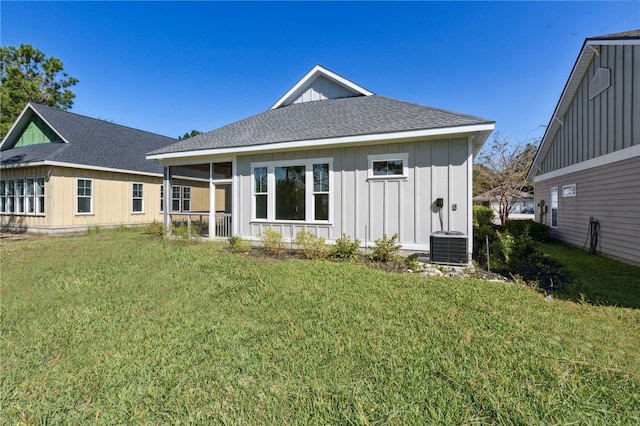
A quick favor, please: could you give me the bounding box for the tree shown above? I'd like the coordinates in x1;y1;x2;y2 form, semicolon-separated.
474;134;537;227
1;44;79;138
178;130;202;140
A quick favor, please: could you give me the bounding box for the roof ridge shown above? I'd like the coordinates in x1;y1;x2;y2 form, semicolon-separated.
30;103;176;141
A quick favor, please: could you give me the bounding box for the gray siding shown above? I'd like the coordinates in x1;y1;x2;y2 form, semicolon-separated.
236;137;471;251
534;155;640;266
540;45;640;174
290;75;356;105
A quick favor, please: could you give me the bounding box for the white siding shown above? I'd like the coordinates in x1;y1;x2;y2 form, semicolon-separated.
290;76;357;105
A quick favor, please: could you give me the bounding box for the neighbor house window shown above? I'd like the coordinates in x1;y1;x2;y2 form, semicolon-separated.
0;180;6;213
16;179;25;214
77;179;93;214
132;183;144;213
6;180;15;213
36;178;45;214
169;185;192;212
368;153;409;179
172;185;181;211
25;178;35;214
550;187;558;228
251;158;332;222
182;187;191;212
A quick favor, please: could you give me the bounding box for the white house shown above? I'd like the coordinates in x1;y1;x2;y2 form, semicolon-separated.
147;65;494;262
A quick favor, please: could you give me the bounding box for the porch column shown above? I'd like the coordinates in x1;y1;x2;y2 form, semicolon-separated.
209;162;215;239
163;166;172;232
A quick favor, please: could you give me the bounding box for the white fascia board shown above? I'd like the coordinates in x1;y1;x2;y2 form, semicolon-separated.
270;65;374;110
587;39;640;46
533;144;640;183
147;123;496;162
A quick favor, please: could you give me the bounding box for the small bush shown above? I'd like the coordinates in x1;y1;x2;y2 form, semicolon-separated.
371;233;401;263
506;219;550;242
262;228;285;255
294;229;328;259
228;235;251;254
171;222;191;239
145;221;165;239
330;234;361;261
473;205;495;228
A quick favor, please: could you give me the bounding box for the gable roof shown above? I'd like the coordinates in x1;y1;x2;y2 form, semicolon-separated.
1;103;176;175
270;64;374;109
148;95;494;160
527;29;640;181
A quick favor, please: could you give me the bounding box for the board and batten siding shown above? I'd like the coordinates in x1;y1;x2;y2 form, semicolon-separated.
0;165;51;230
289;75;356;106
236;137;471;251
534;154;640;266
539;45;640;174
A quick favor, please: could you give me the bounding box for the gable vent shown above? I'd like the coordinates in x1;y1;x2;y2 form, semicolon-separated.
589;68;610;100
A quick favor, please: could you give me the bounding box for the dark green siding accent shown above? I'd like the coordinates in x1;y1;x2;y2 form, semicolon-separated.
13;116;61;148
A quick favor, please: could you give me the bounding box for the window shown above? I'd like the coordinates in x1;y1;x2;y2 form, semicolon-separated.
169;185;192;212
368;153;408;179
275;165;306;220
182;187;191;212
251;158;332;222
132;183;144;213
25;178;35;214
77;179;92;214
16;179;25;213
313;164;329;221
550;187;558;228
160;185;164;211
172;186;181;211
36;178;45;214
6;180;15;213
0;180;6;213
0;178;45;215
254;167;267;219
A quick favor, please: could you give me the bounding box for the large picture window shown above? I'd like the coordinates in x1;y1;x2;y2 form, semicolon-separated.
252;158;332;223
77;179;93;214
132;183;144;213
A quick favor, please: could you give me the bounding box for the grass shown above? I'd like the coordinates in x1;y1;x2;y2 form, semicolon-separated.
540;242;640;309
1;229;639;424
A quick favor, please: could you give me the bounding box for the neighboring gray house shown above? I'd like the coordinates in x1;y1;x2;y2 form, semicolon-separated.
147;65;494;259
527;30;640;266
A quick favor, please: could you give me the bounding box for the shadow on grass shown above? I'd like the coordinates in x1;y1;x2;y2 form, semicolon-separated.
539;242;640;309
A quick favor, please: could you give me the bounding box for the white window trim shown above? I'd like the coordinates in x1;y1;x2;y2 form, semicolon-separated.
76;178;94;215
169;184;192;213
367;153;409;180
250;157;333;224
132;182;144;214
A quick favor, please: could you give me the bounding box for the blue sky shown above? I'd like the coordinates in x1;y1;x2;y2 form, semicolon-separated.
2;1;639;143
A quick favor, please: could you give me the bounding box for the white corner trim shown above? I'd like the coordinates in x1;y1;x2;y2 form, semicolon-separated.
533;144;640;182
270;65;373;110
147;123;496;162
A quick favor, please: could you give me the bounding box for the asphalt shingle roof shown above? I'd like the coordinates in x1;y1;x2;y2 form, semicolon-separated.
1;104;176;174
149;95;494;155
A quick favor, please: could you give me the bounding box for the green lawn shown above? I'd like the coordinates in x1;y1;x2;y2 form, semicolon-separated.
2;229;639;424
540;242;640;309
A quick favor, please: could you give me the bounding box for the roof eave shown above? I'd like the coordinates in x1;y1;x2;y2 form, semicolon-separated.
147;123;495;162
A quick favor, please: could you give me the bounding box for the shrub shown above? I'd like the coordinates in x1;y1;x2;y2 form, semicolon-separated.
171;222;191;239
262;228;285;255
330;234;361;261
493;230;515;267
506;219;550;243
472;205;498;265
228;235;251;254
145;221;165;239
473;205;495;228
371;233;401;263
294;229;328;259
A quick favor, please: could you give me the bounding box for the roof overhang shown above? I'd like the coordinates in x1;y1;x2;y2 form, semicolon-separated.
147;123;495;164
0;103;69;150
527;35;640;181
